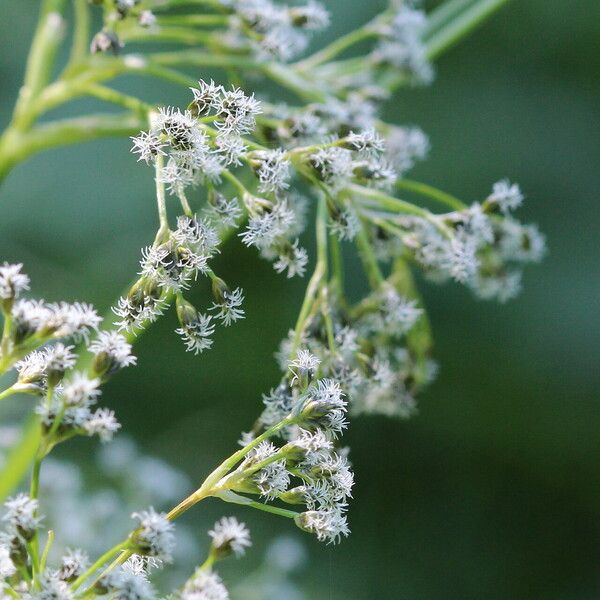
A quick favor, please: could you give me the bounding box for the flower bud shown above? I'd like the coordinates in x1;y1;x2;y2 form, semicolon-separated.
90;30;122;55
210;276;230;306
279;487;309;505
175;295;198;329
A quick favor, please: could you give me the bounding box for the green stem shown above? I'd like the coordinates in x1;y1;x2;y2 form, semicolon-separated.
425;0;513;61
81;84;152;114
155;153;169;231
295;27;378;72
149;50;259;70
262;63;329;103
71;541;131;591
216;490;299;519
39;530;54;573
289;199;328;357
353;208;385;290
0;112;148;182
425;0;474;36
329;233;345;298
0;417;41;502
0;386;19;402
348;184;434;219
395;178;466;211
122;26;221;47
11;0;67;130
68;0;90;67
156;14;230;27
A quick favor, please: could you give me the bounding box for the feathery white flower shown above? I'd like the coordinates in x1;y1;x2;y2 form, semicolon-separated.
255;149;291;193
209;516;251;557
273;240;308;278
62;373;101;407
2;494;42;539
88;330;137;374
130;131;164;163
0;262;29;301
130;508;175;562
488;179;524;212
182;570;228;600
295;506;350;544
175;313;215;354
58;548;89;582
289;349;320;383
210;287;245;326
83;408;120;442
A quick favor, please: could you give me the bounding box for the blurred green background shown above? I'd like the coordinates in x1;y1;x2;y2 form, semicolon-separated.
1;1;600;598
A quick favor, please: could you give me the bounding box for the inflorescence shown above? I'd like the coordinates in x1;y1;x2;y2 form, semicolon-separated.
0;0;546;597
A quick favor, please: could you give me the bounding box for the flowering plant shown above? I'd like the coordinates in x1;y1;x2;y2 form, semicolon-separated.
0;0;545;598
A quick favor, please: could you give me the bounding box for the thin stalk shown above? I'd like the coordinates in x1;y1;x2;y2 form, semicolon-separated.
0;112;148;182
155;153;169;232
215;490;299;519
39;530;54;573
11;0;67;129
156;14;230;27
353;205;385;290
149;50;259;70
122;26;221;47
198;551;216;572
71;541;131;591
348;184;433;219
425;0;512;61
81;84;153;114
1;311;13;360
0;386;20;402
28;455;43;582
68;0;90;66
425;0;474;36
396;178;466;211
295;27;378;72
177;190;193;217
289;201;328;357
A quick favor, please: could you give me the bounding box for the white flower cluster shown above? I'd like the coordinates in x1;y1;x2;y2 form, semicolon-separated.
90;1;156;54
131;82;261;191
10;298;101;345
0;264;136;442
181;569;229;600
273;277;433;419
208;516;251;558
222;0;330;62
232;354;353;544
130;507;175;562
0;262;29;304
372;2;433;84
398;181;547;301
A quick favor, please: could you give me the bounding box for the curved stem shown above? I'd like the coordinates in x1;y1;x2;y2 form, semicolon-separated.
71;540;131;591
425;0;513;61
395;178;466;211
295;27;378;72
11;0;67;130
154;153;169;232
68;0;90;67
290;197;328;357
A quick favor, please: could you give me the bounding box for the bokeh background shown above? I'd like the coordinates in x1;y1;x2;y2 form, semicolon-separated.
1;1;600;598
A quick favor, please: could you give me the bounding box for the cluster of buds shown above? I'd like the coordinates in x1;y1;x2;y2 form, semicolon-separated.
90;0;156;54
225;354;354;545
374;180;546;302
0;264;136;445
113;212;245;354
223;0;330;62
